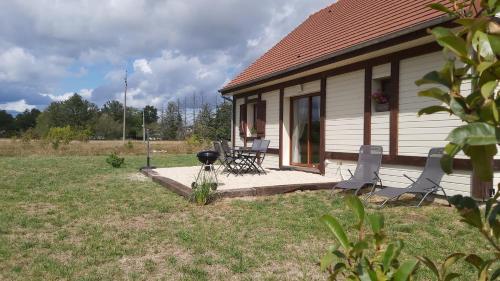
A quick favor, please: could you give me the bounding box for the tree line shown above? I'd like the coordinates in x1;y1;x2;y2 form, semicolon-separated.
0;93;232;142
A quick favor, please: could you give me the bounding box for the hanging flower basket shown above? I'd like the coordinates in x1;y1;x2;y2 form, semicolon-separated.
372;91;389;112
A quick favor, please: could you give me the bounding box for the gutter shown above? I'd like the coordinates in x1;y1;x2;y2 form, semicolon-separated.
219;16;452;95
220;94;233;103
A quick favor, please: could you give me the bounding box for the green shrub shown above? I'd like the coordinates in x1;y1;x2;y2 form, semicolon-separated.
20;128;38;144
46;126;74;149
73;128;91;142
186;134;202;147
45;126;93;149
125;141;134;150
190;179;217;205
106;152;125;168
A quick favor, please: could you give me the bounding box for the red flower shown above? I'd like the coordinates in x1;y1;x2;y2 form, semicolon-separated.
371;91;389;104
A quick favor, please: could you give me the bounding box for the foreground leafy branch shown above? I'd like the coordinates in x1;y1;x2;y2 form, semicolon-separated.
417;0;500;181
320;196;419;280
320;194;499;280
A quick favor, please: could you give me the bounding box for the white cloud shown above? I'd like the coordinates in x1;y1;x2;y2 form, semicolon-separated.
0;99;36;112
0;0;334;108
42;88;93;102
133;59;152;74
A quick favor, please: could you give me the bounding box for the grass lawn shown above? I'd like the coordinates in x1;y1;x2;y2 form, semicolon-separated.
0;154;484;280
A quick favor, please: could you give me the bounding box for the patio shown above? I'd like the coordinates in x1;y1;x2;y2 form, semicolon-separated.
142;164;337;198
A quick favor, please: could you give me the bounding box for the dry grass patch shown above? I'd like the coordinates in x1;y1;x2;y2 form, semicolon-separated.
0;139;207;157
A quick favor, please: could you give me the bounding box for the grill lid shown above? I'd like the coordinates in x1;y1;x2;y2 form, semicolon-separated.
196;150;219;165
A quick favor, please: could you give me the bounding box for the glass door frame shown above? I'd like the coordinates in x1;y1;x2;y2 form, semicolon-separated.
289;93;321;168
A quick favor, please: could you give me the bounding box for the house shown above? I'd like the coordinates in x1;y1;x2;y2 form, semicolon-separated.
219;0;499;198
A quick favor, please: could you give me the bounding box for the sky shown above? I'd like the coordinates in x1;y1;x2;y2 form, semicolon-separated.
0;0;333;114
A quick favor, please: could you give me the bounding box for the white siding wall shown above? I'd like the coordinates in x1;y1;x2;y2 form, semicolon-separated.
234;98;244;147
399;52;463;157
325;70;365;152
320;52;497;196
372;63;391;79
261;90;280;149
263;155;279;169
233;49;500;195
284;80;320;98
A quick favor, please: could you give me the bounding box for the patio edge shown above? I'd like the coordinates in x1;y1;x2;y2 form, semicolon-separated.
141;168;337;199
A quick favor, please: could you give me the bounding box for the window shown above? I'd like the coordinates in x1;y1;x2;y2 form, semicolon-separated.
239;100;266;138
372;77;391;112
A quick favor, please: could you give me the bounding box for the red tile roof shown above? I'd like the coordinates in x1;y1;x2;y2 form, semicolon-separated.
222;0;450;92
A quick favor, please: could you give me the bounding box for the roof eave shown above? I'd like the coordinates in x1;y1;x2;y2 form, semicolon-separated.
219;15;452;95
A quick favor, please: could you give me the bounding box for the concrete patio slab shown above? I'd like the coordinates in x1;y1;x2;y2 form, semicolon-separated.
142;165;337;198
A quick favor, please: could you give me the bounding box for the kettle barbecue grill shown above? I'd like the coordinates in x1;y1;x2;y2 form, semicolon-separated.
192;150;219;189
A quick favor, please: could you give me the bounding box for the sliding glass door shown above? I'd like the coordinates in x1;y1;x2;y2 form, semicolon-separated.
291;95;320;168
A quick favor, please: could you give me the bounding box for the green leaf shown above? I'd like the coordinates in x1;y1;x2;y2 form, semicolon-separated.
487;34;500;55
463;144;497;181
393;259;419;281
445;123;498;146
382;243;397;272
359;266;378;281
441;143;461;174
487;203;500;239
418;105;452;116
491;267;500;281
332;263;347;279
478;260;494;281
352;241;369;255
449;196;484;229
418;87;451;104
481;81;497;99
367;213;384;234
320;251;335;271
432;27;468;58
345;195;365;229
464;254;484;270
320;214;350;250
473;31;495;60
416;256;439;278
444;273;462;281
450;97;479;122
477;61;495;73
428;3;455;15
442;253;466;276
415;71;452;88
488;0;499;10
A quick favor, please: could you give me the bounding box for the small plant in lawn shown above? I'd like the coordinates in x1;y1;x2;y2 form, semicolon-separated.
125;140;134;150
190;178;217;205
320;195;418;280
106;152;125;168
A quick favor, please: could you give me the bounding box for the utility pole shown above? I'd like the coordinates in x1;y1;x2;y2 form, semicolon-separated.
183;96;187;132
122;69;128;143
142;108;145;142
192;93;196;134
